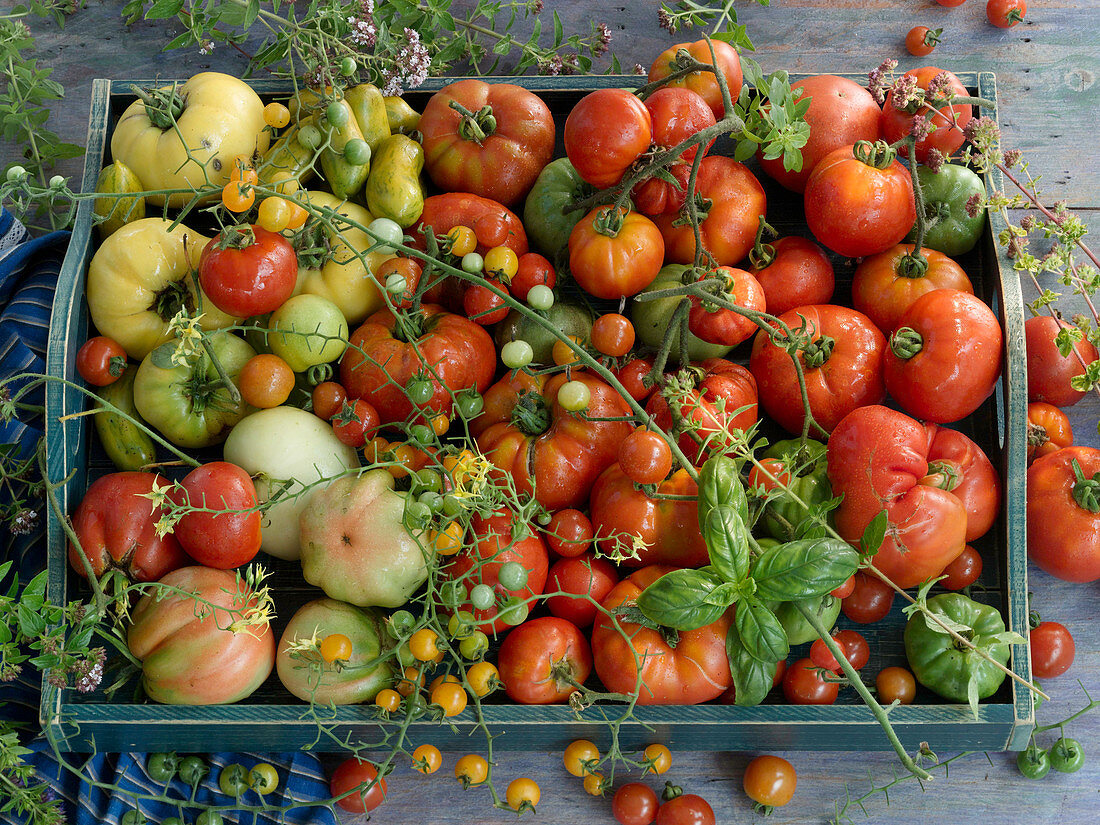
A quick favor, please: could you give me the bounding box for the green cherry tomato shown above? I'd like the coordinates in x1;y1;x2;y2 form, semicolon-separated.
326;101;350;128
162;818;183;825
147;752;178;783
455;390;484;420
459;630;490;659
442;494;465;517
557;380;591;412
344;138;371;166
448;610;477;639
388;609;416;639
248;763;280;795
404;499;432;529
527;284;555;311
497;561;529;591
6;165;28;182
409;423;434;445
440;580;468;610
419;490;443;513
498;596;530;627
219;763;251;797
120;809;146;825
196;811;224;825
1049;738;1085;773
461;252;484;273
470;583;496;611
49;174;66;189
396;641;416;667
414;468;443;494
297;124;323;150
178;755;209;787
501;340;534;370
368;217;404;253
406;375;434;406
1017;747;1051;780
339;57;358;76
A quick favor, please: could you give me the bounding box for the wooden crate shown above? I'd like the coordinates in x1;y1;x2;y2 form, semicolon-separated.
43;73;1033;754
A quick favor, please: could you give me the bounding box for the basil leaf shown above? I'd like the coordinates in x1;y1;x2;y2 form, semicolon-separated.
860;509;889;559
735;597;789;663
698;455;747;530
704;505;750;583
752;537;860;601
704;582;741;607
725;624;777;707
636;568;728;631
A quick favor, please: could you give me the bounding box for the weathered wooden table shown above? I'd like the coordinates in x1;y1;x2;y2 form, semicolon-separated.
13;0;1100;822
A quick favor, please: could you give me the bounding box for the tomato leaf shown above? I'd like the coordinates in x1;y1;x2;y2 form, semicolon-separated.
725;624;777;706
751;538;859;601
636;568;729;631
735;597;789;663
703;505;750;583
859;509;889;559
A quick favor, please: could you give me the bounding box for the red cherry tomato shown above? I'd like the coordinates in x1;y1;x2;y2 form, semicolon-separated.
782;658;839;705
332;399;381;448
842;572;895;624
905;26;940;57
987;0;1026;27
545;554;620;628
612;782;659;825
619;428;674;486
809;629;870;673
939;544;983;590
329;758;387;813
544;508;595;558
1030;621;1075;679
76;336;127;386
510;252;556;301
654;793;716;825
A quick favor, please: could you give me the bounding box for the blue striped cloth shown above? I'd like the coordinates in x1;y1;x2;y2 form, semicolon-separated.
0;208;335;825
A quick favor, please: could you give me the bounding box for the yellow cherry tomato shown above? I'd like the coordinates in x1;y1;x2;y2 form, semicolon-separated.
484;245;519;281
412;744;442;775
257;196;292;233
319;633;353;663
264;102;291;129
447;225;477;257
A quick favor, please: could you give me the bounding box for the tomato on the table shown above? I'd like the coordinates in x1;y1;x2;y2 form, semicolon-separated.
1027;446;1100;582
330;758;387;813
655;793;716;825
1025;315;1099;407
743;755;797;809
1030;620;1075;679
613;782;659;825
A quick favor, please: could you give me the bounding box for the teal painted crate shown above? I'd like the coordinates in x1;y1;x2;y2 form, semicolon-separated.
43;73;1033;754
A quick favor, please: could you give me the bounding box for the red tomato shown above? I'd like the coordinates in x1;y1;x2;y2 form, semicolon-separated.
68;472;189;582
590;466;710;568
330;757;387;813
851;244;974;335
923;425;1002;542
463;277;509;326
545;554;619;628
569;206;664;299
809;629;870;673
411;192;528;279
420;79;556;206
592;567;731;704
803;143;916;258
619;428;674;486
510;252;556;301
543;508;594;558
743;755;797;809
653;156;767;267
646;357;758;465
687;266;766;347
76;336;127;386
612;782;659;825
782;658;839;705
445;511;549;633
340;305;496;426
749;305;886;436
939;544;983;590
1030;621;1074;678
375;257;422;310
476;371;634;512
591;313;636;358
748;236;835;318
1027;402;1074;462
758;75;882;193
648;38;744;118
612;357;658;403
905;26;939;57
172;462;262;569
880;67;973;163
655;794;716;825
987;0;1026;27
564;89;653;189
497;616;593;704
883;289;1003;423
842;571;895;624
644;86;716;161
1027;447;1100;582
828;405;968;589
332;398;381;448
633;161;690;217
1025;315;1098;407
198;226;297;317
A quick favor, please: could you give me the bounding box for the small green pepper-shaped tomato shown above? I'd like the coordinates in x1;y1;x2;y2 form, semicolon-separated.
903;592;1012;703
904;162;986;257
759;438;834;542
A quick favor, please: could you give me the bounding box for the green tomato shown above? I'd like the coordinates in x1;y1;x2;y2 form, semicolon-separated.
495;300;592;366
557;380;591;412
439;580;468;610
133;331;255;448
178;755;209;787
297;124;323;150
1017;747;1051;780
248;763;280;794
631;264;733;363
269;293;348;372
448;610;477;639
455;390;484;420
461;252;484;273
326;101;350;128
526;284;555;311
523;157;592;259
497;561;528;591
459;630;489;659
5;165;27;182
1049;738;1084;773
344;138;371;167
402;499;431;530
419;490;442;513
146;752;178;783
368;217;403;253
388;609;416;638
408;423;434;446
406;374;434;405
339;57;358;76
413;468;442;494
219;763;251;797
498;596;530;627
49;174;66;189
385;272;408;294
903;593;1011;703
904;163;986;257
469;583;495;611
196;811;224;825
120;810;146;825
501;340;534;369
769;591;843;646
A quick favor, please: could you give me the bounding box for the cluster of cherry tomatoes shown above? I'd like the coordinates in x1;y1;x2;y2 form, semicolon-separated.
908;0;1029;58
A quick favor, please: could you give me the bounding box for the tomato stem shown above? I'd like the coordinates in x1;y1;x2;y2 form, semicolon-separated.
889;327;924;360
748;214;778;270
129;81;185;131
852;139;897;170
